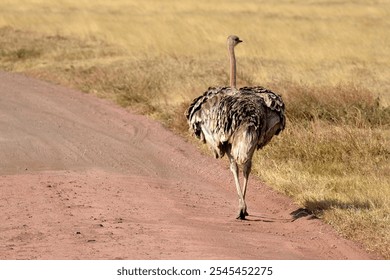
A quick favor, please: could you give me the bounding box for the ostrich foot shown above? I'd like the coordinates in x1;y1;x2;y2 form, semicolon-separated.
236;208;248;220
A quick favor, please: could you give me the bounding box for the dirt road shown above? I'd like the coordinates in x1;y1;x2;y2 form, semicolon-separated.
0;71;375;259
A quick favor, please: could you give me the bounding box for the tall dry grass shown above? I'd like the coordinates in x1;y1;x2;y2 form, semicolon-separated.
0;0;389;258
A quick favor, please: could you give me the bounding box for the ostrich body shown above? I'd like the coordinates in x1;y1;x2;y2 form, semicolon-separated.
185;35;285;219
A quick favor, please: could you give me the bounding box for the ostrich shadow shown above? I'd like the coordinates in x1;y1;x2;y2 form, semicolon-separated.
242;214;294;223
243;198;371;222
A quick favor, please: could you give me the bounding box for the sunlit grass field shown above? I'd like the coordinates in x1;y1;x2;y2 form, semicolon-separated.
1;0;389;258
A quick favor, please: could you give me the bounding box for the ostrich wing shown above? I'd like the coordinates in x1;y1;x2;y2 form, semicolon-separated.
240;86;286;134
185;86;232;142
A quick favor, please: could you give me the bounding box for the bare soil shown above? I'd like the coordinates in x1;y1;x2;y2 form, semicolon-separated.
0;71;376;259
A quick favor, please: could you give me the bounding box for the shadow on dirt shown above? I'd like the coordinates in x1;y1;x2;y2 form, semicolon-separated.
244;214;293;223
232;199;371;223
290;198;372;221
290;208;317;221
244;198;372;223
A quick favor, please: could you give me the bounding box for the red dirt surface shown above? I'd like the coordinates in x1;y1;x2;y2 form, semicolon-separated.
0;71;376;259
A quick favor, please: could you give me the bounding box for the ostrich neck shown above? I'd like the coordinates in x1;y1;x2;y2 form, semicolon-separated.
229;44;237;89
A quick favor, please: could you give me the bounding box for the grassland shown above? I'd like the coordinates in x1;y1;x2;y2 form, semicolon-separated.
0;0;389;258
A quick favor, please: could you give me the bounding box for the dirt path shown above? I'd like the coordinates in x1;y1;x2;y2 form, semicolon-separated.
0;71;375;259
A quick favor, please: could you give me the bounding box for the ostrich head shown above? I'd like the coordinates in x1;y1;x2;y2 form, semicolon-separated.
227;35;243;48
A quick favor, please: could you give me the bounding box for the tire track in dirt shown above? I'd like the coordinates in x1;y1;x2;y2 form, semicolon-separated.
0;71;377;259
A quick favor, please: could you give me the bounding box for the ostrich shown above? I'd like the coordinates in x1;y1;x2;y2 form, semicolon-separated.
185;35;285;220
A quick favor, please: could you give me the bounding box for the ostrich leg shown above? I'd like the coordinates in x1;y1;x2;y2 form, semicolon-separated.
242;160;252;217
227;152;246;219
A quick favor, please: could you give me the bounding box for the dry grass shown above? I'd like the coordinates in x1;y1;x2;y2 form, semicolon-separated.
0;0;389;258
